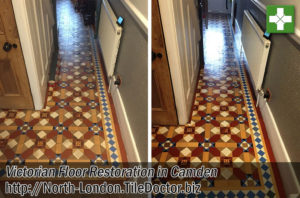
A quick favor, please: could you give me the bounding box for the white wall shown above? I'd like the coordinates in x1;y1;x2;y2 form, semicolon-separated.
12;0;55;110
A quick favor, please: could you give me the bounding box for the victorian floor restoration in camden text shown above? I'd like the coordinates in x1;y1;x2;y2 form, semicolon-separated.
6;165;154;178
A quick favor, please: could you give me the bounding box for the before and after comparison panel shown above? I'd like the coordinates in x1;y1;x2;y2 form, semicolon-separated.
0;0;299;197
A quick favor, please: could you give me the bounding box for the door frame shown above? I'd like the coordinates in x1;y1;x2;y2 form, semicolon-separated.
158;0;200;125
12;0;52;110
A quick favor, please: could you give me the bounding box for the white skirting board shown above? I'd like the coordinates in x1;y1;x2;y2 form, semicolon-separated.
110;76;141;162
258;98;300;197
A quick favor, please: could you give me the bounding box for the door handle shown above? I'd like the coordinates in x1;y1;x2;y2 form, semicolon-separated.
152;51;163;61
3;42;17;52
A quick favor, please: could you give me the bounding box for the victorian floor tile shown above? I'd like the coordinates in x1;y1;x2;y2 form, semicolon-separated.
152;14;283;197
0;0;126;164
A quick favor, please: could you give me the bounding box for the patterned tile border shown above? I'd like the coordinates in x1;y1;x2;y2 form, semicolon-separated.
89;30;124;164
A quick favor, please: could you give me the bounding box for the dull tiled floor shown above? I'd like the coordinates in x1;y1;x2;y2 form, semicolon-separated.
0;0;126;164
152;14;282;196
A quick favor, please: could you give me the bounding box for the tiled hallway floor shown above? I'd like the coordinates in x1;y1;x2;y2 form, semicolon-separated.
0;0;126;164
152;14;283;196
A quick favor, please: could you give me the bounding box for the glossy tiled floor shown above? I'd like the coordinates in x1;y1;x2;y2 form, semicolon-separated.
0;0;126;164
152;14;282;196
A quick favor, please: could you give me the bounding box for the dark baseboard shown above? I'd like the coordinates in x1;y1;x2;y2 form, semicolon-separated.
49;49;58;81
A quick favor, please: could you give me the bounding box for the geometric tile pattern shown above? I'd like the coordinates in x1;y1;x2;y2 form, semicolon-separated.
0;0;126;165
152;14;281;196
90;29;123;164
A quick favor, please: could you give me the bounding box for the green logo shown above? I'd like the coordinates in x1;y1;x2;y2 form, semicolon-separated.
266;5;294;33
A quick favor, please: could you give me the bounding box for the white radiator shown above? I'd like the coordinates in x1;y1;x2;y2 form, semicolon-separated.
98;0;122;78
241;10;271;92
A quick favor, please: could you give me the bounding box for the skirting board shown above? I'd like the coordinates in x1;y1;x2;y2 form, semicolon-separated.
110;76;141;162
258;98;300;197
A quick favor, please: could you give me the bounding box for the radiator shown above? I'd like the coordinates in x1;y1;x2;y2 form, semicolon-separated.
241;10;271;92
98;0;122;78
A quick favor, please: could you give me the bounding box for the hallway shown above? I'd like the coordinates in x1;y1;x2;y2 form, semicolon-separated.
152;14;284;196
0;0;126;164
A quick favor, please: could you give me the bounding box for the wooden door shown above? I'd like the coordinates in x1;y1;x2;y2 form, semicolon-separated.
152;0;178;125
0;0;33;109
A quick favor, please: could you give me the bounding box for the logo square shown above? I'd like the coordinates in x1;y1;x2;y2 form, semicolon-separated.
266;5;295;33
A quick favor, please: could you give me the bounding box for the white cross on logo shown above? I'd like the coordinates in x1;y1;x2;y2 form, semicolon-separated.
269;8;292;30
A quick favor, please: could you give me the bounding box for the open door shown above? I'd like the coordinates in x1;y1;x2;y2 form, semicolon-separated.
152;0;178;125
0;0;33;109
157;0;201;124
